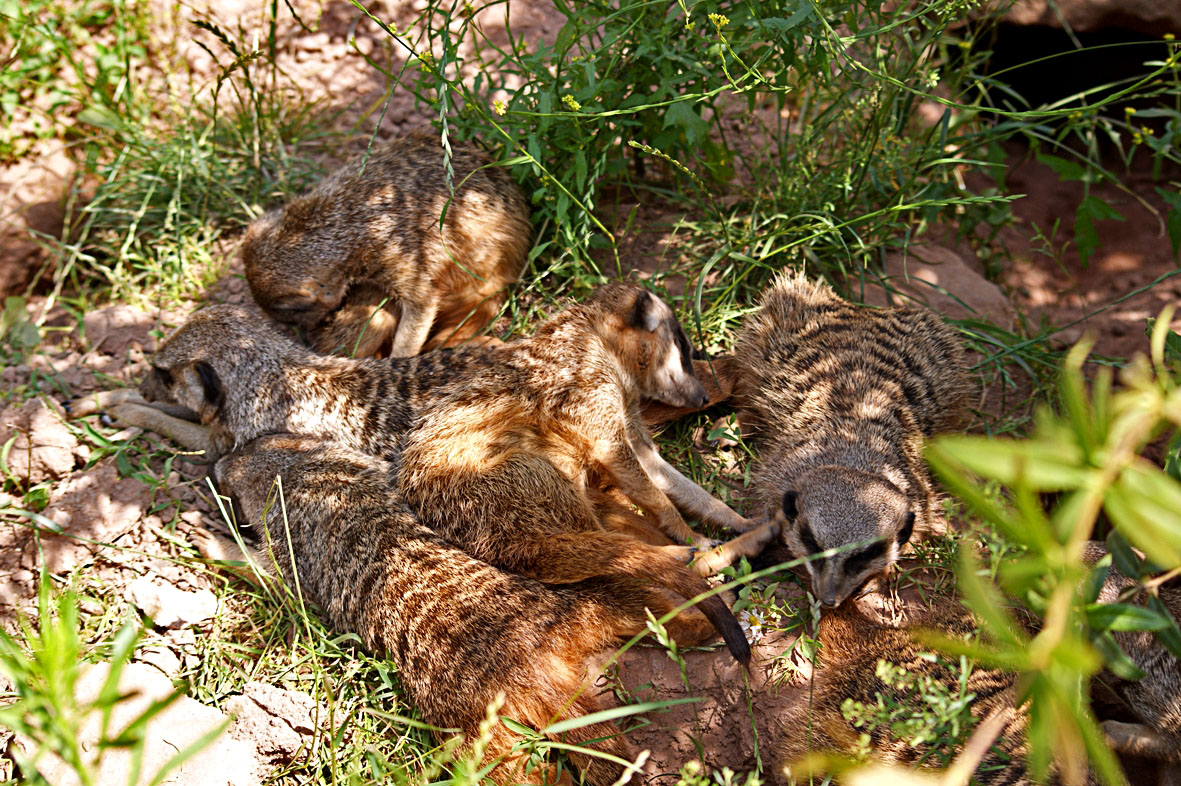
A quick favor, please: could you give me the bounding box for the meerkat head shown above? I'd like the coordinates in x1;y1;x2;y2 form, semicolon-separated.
141;305;295;435
591;283;708;409
776;467;914;608
242;202;352;330
213;433;310;527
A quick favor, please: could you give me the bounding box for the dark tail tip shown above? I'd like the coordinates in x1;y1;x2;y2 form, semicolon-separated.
700;595;751;665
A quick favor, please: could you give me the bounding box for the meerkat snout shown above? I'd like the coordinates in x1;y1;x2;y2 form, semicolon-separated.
779;477;915;608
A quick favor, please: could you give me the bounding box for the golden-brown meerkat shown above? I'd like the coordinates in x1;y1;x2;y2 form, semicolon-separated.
71;289;774;661
242;132;531;358
215;433;720;785
733;269;970;608
396;283;783;664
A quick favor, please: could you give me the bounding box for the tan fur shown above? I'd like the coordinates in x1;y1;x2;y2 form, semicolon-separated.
397;283;780;664
216;434;716;785
242;132;531;358
775;601;1040;785
90;291;771;661
734;269;970;607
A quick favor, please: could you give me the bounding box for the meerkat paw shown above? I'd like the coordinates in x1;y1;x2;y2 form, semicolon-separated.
105;402;213;454
689;519;781;577
191;526;269;583
1103;720;1181;763
66;388;147;417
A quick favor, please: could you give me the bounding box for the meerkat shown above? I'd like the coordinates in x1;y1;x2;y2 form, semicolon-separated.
396;282;784;663
71;289;774;660
775;601;1034;785
242;132;531;358
215;433;722;785
733;269;970;608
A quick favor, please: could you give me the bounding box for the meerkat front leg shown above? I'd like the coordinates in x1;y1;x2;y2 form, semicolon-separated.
66;388;147;417
105;402;214;455
686;520;782;577
1103;721;1181;763
596;438;701;545
626;421;761;533
388;297;440;357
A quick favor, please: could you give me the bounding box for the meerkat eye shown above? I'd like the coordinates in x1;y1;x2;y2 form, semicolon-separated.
799;522;822;556
152;365;173;385
846;539;888;572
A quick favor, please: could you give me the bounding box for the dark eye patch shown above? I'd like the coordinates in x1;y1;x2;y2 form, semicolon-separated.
846;539;888;572
799;523;823;556
153;365;173;385
672;322;694;374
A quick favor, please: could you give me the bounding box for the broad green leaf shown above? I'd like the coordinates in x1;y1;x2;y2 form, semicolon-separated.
931;434;1090;491
1085;602;1169;633
1036;152;1090;182
1147;594;1181;660
1074;194;1125;267
1104;482;1181;567
1104;531;1144;581
662;101;710;147
1155;187;1181;258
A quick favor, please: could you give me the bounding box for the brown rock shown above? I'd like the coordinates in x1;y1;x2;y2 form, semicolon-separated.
857;243;1017;331
83;304;157;356
0;398;78;485
997;0;1181;36
11;661;261;786
226;681;317;764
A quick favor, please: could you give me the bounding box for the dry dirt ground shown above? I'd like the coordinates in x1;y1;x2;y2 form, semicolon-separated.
2;1;1181;783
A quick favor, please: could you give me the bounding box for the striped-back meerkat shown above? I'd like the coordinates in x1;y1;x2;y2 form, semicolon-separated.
243;132;531;358
397;282;783;663
734;269;969;607
216;433;720;785
74;288;776;661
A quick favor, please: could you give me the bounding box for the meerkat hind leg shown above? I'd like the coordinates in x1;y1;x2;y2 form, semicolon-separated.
1103;721;1181;764
190;527;272;583
66;388;147;417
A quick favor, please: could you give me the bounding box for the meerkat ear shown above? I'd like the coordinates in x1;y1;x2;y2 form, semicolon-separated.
193;361;225;411
628;290;661;333
897;512;915;545
782;490;799;521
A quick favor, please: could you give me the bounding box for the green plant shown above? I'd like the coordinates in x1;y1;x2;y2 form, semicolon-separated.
0;0;150;162
840;654;978;768
0;576;224;786
924;310;1181;785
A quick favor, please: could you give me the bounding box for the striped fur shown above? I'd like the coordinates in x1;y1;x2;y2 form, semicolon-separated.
775;603;1042;785
243;132;531;358
734;269;969;607
216;434;680;785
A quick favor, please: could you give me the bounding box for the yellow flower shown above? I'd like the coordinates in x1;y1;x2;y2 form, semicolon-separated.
1166;33;1175;41
492;99;507;116
562;95;582;112
708;13;729;29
